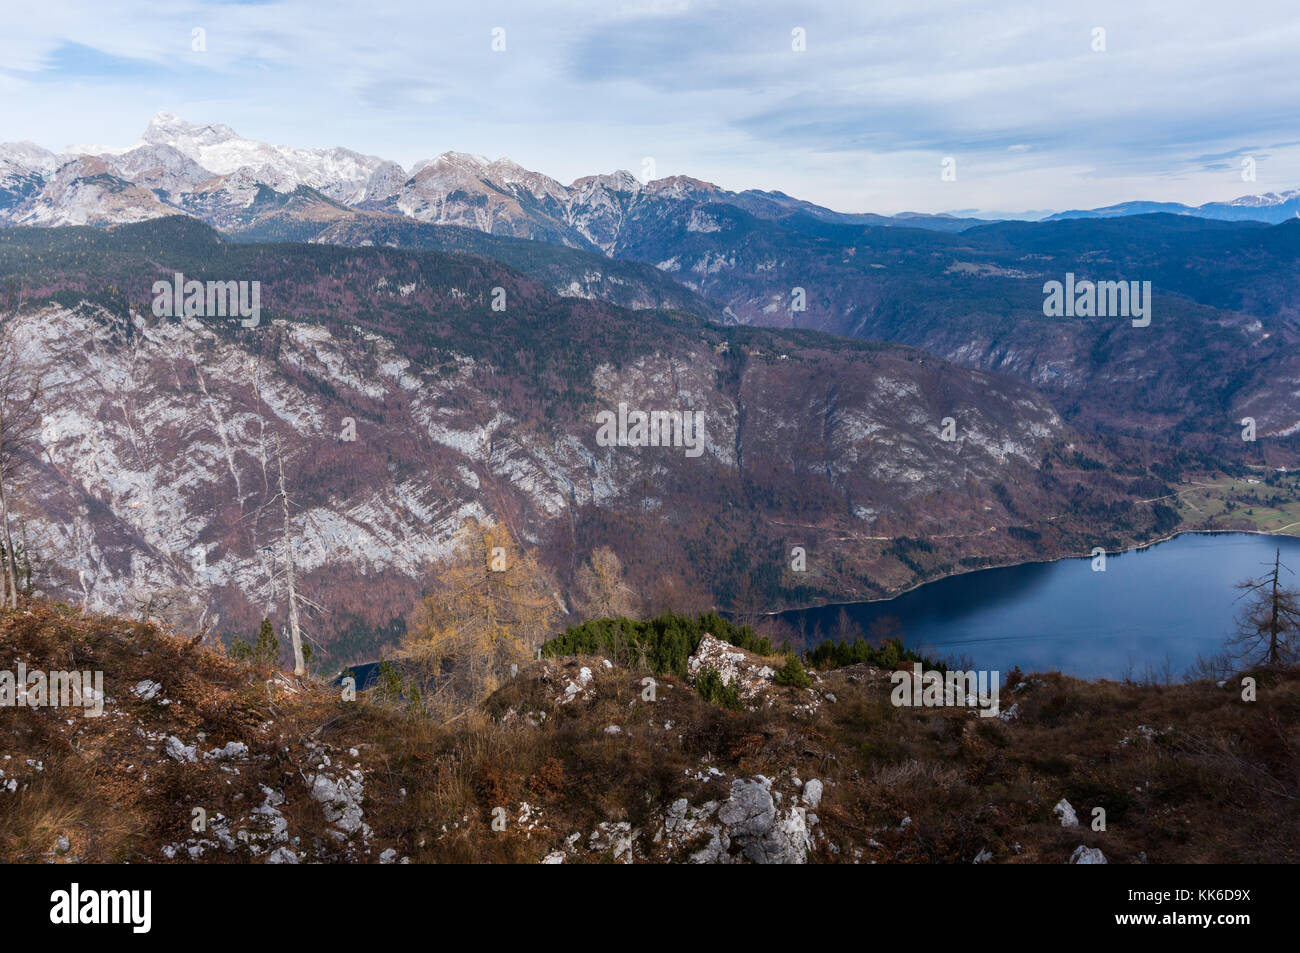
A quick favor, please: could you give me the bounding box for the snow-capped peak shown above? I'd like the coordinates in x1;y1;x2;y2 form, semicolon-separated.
410;151;491;176
133;112;399;204
0;141;63;176
142;111;242;153
1226;189;1300;208
570;170;643;194
62;141;139;158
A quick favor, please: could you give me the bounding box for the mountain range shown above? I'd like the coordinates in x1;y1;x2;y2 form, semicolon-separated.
1046;192;1300;225
0;218;1177;657
3;114;1299;659
7;114;1300;459
0;112;986;237
5;113;1299;237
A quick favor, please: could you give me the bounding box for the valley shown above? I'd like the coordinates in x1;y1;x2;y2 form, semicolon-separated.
0;218;1187;665
1;115;1298;670
1;0;1298;882
1175;470;1300;534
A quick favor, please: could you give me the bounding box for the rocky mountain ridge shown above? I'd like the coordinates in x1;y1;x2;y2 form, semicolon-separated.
7;116;1299;462
0;113;992;236
0;218;1169;659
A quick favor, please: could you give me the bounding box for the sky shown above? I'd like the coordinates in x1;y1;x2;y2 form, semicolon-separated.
2;0;1299;217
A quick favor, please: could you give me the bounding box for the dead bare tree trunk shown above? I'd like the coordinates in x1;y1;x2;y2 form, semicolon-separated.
0;479;18;608
275;437;306;676
1232;548;1300;669
1268;549;1281;665
0;283;41;610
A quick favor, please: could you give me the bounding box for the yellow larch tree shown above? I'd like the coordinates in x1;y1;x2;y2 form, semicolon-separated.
404;517;558;714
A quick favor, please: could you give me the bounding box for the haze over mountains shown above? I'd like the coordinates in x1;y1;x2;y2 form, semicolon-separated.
1045;192;1300;224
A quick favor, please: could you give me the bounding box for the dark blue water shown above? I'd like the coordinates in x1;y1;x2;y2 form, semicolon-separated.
777;533;1300;680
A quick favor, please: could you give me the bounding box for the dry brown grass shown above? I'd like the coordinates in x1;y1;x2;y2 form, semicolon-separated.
1;601;1296;863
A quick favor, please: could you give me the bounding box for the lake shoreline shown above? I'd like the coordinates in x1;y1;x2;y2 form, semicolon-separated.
762;530;1300;679
754;527;1299;618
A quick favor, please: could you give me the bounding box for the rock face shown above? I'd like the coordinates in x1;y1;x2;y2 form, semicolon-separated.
164;735;197;763
696;777;811;864
686;635;777;703
0;220;1138;657
6;114;1300;459
558;667;595;706
1069;845;1108;864
309;770;368;838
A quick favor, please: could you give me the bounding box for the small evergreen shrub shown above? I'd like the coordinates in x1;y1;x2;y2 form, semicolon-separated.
541;612;772;676
374;660;423;714
228;618;281;666
773;655;812;688
806;636;938;672
694;666;743;711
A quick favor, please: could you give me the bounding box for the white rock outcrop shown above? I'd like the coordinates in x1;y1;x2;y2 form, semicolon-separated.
801;778;824;810
690;777;811;864
1054;798;1079;827
686;635;776;703
1068;845;1107;864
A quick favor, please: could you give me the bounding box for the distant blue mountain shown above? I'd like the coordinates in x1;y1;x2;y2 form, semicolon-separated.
1045;191;1300;224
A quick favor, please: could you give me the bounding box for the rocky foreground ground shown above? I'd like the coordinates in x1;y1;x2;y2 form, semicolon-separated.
1;602;1296;863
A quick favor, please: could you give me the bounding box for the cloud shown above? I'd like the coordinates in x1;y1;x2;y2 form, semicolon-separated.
2;0;1298;215
22;42;169;80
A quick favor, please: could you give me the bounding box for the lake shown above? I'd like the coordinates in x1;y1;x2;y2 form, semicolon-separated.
775;532;1300;680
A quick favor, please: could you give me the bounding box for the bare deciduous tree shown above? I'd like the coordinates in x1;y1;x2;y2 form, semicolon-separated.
572;546;640;621
274;435;307;675
247;434;316;675
0;283;42;609
1230;549;1300;669
127;583;220;642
